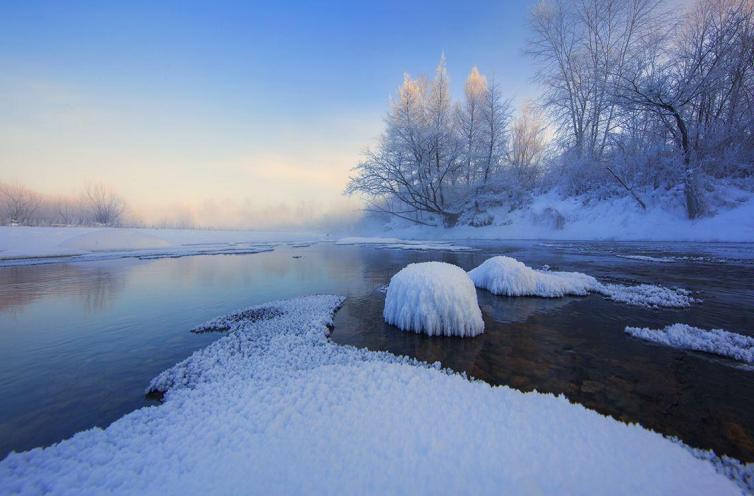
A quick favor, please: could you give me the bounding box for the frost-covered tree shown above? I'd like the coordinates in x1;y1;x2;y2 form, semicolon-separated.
83;183;125;226
0;184;40;225
508;103;547;188
528;0;665;160
479;78;512;185
456;67;488;187
616;0;754;217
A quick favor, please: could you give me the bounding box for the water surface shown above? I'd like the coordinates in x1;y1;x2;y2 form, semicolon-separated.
1;241;753;461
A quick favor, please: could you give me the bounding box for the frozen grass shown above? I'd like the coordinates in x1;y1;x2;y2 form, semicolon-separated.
625;323;754;363
0;295;739;495
383;262;484;337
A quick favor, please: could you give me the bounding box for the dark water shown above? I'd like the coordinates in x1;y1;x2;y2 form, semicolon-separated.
1;242;753;461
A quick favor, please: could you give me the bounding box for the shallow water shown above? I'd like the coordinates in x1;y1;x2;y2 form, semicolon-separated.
1;241;753;461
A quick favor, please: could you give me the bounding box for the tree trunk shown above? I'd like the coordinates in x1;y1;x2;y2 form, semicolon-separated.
669;106;705;219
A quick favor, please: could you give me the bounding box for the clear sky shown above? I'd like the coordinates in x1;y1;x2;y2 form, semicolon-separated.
1;0;539;228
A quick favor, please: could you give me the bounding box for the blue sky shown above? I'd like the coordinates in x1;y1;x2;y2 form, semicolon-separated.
1;0;539;227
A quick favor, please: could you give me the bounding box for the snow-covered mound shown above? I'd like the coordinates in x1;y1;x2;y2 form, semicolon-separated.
0;296;740;495
383;262;484;337
625;324;754;363
468;256;599;297
469;256;696;308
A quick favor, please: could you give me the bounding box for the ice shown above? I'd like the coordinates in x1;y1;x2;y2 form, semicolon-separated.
383;262;484;337
625;324;754;363
617;255;676;263
0;295;739;495
468;256;600;297
336;236;474;251
469;256;696;308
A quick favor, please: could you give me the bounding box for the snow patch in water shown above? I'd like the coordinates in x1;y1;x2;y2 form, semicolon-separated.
468;256;599;297
469;256;695;308
625;324;754;363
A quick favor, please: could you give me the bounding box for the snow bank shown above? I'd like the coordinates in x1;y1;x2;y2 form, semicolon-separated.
383;262;484;337
382;188;754;242
625;324;754;363
468;256;600;297
0;295;739;495
59;230;171;251
469;256;696;308
0;227;315;266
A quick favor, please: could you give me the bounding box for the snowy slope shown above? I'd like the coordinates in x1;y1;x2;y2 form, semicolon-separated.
380;190;754;242
0;295;740;495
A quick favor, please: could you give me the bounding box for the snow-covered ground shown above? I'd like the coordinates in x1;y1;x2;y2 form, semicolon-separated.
383;262;484;337
0;227;322;266
469;256;696;308
1;295;741;495
378;190;754;242
625;324;754;364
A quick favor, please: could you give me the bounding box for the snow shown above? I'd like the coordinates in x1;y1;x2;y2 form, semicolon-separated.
625;324;754;363
469;256;695;307
0;227;318;266
383;262;484;337
0;295;740;495
599;284;696;308
336;236;474;251
380;189;754;242
468;256;600;297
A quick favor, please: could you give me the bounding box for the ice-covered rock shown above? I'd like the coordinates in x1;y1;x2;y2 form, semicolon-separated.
383;262;484;337
468;256;600;297
625;324;754;363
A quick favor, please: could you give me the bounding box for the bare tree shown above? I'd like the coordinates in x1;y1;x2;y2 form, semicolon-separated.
83;183;125;226
479;78;512;185
0;184;40;225
347;56;464;227
529;0;666;160
615;0;754;217
456;67;488;187
507;103;547;188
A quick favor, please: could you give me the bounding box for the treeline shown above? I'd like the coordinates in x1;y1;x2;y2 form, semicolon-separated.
347;0;754;226
0;183;127;227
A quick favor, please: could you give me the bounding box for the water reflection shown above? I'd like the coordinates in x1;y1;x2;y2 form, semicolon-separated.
0;263;127;315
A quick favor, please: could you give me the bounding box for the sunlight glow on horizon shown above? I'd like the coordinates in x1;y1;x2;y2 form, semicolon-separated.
0;0;538;228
